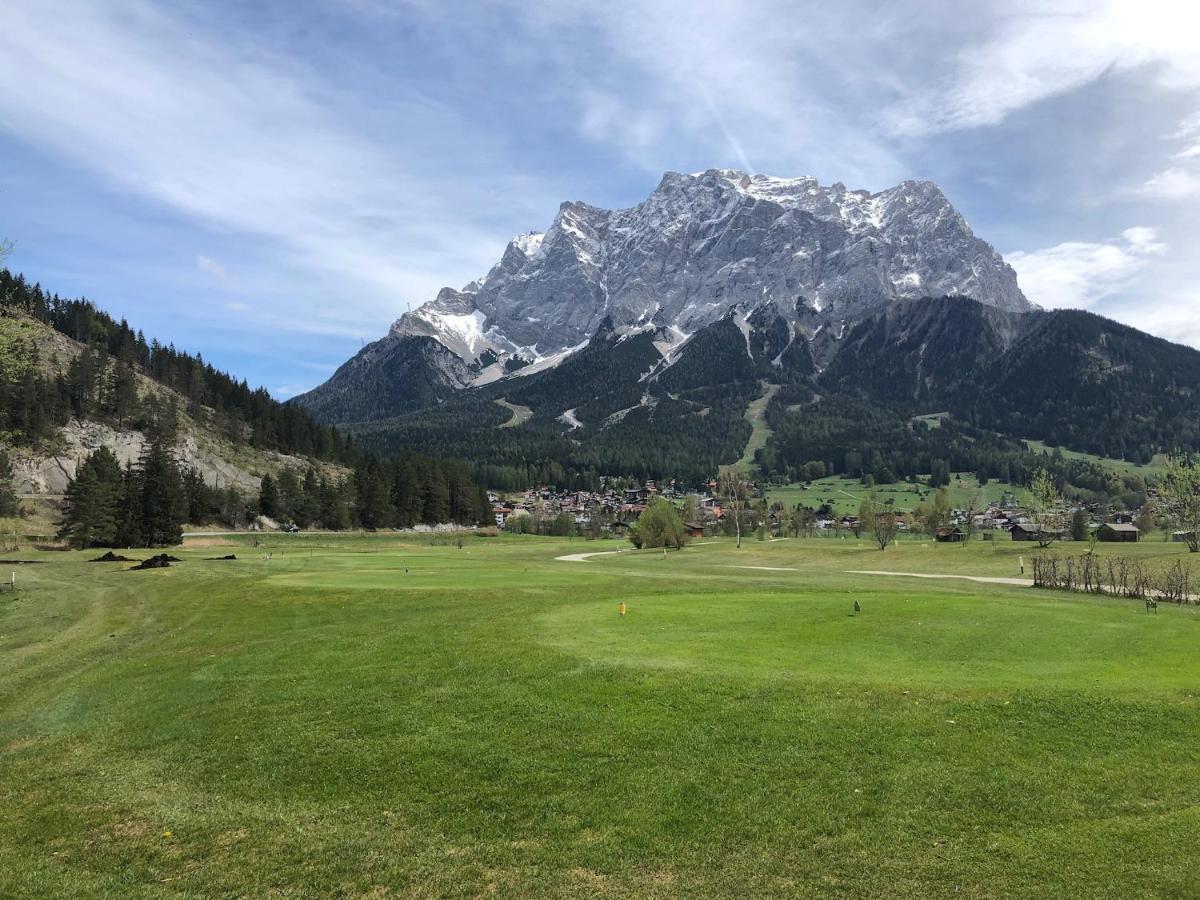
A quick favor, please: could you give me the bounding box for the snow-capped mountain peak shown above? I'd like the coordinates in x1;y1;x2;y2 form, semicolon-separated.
389;169;1030;370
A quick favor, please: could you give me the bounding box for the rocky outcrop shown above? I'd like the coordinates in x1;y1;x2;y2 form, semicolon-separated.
11;419;311;498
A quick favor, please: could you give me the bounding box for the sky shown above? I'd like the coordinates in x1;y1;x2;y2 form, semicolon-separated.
2;0;1199;397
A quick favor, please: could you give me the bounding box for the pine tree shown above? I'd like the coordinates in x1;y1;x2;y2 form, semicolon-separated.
297;468;320;528
356;459;394;529
391;458;420;528
135;439;185;546
58;447;122;547
422;467;450;524
106;363;139;427
258;473;279;519
0;450;18;517
319;476;351;530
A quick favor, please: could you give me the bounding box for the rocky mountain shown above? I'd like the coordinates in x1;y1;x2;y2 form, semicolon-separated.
294;169;1031;423
291;168;1200;487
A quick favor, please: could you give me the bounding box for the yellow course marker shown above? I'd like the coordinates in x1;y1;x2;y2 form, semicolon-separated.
618;602;627;616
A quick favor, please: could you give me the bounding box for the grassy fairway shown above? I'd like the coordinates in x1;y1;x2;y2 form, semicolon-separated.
3;535;1200;896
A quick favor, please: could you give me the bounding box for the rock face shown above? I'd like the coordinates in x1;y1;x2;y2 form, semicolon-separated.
294;169;1031;422
11;419;300;498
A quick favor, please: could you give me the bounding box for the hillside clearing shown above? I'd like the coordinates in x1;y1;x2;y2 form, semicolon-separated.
495;397;534;428
731;381;780;472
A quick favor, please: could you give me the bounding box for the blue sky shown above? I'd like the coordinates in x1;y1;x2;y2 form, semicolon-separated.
2;0;1199;397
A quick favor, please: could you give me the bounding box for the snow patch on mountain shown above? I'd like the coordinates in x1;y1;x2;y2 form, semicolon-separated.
384;169;1032;384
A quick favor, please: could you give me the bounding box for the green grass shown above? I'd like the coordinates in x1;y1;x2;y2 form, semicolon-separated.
495;397;534;428
3;534;1200;897
730;382;780;473
1024;440;1164;479
768;475;1026;515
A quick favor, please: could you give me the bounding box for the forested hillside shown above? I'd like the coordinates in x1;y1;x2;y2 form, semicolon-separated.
822;297;1200;463
0;269;352;460
320;296;1200;502
0;268;492;544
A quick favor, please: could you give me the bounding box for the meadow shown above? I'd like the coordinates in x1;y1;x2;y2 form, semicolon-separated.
3;533;1200;897
766;474;1028;516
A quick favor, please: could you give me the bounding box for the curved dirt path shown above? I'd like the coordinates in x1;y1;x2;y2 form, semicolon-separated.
554;541;720;564
555;549;628;563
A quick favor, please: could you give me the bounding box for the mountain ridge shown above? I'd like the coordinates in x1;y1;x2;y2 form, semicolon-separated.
294;169;1032;423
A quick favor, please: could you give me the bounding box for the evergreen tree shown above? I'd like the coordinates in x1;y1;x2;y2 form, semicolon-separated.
106;363;139;426
319;476;352;530
276;468;302;523
297;468;321;528
390;458;422;527
114;464;143;547
135;439;186;546
258;473;279;519
58;447;122;548
355;458;394;529
0;450;17;517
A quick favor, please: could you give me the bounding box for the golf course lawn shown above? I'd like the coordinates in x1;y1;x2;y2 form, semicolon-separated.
3;534;1200;897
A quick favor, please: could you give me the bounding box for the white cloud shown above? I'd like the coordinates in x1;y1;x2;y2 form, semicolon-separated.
1172;114;1200;158
0;0;553;328
888;0;1200;136
1119;226;1166;253
1120;296;1200;349
271;384;313;399
466;0;910;186
1007;226;1166;310
1141;167;1200;200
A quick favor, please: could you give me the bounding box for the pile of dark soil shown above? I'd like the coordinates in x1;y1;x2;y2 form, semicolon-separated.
129;553;182;570
89;551;135;563
205;554;238;561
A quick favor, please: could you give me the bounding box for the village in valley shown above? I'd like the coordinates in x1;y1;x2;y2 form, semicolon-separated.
488;473;1174;544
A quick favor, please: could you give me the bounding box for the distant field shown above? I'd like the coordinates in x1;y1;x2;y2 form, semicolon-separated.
4;533;1200;896
1024;439;1164;478
768;474;1027;515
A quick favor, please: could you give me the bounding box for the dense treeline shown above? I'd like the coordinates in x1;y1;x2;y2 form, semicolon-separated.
59;443;492;548
60;443;189;548
258;453;489;531
350;393;750;489
759;388;1151;508
1;268;353;460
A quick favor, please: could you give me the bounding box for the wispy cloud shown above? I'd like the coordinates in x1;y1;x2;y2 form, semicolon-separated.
1141;167;1200;199
1140;108;1200;199
1;0;1198;390
1120;294;1200;349
0;0;556;325
887;1;1200;136
1008;227;1167;310
271;383;314;399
